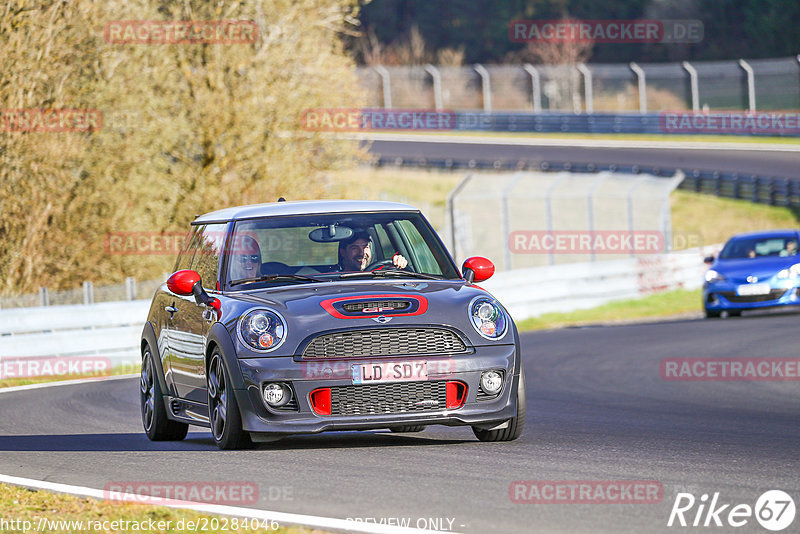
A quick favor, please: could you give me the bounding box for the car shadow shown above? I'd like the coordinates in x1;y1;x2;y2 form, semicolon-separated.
0;431;471;452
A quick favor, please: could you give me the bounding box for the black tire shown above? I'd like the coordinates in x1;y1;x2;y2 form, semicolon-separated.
472;369;526;442
140;347;188;441
705;309;721;319
389;425;426;433
208;350;252;450
727;310;742;317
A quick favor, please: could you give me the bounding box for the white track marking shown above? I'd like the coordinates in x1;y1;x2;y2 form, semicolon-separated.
0;474;450;534
0;373;139;394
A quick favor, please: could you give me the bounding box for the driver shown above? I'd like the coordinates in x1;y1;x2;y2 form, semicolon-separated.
780;240;797;257
230;235;262;280
337;231;408;271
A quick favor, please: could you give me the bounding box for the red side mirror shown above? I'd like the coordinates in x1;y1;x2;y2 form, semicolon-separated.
462;257;495;283
167;270;201;296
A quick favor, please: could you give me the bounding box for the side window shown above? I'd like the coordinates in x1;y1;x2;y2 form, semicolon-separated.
173;227;200;272
190;223;227;290
373;224;394;261
396;220;443;275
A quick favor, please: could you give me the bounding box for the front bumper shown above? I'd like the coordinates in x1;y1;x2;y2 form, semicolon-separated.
233;343;520;435
703;282;800;311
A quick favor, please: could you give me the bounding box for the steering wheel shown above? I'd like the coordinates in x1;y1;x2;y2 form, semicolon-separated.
365;259;396;271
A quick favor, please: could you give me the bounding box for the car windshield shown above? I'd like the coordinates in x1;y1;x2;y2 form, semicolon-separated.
224;211;460;288
719;236;799;260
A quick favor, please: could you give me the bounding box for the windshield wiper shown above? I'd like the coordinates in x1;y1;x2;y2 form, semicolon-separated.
339;269;443;280
230;274;325;286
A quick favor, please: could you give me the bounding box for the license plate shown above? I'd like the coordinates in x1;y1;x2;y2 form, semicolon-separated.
352;361;427;384
736;283;771;296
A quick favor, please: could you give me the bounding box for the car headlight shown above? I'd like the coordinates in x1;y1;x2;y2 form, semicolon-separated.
238;309;286;352
777;263;800;279
704;269;725;283
469;297;508;340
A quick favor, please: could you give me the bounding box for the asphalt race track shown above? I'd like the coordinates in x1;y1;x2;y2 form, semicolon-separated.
2;313;798;533
366;137;800;179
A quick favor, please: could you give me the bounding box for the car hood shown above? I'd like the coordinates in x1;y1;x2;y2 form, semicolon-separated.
223;279;511;356
713;256;800;283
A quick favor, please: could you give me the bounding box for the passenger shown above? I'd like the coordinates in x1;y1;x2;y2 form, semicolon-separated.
230;235;262;280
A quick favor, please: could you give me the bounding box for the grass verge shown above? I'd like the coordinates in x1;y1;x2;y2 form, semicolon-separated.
0;363;138;389
0;483;316;534
515;288;702;332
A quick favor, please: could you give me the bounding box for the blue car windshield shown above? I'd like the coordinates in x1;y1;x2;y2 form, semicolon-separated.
719;236;798;260
224;211;460;287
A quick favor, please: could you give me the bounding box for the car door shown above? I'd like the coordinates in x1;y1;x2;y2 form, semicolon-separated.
169;223;227;403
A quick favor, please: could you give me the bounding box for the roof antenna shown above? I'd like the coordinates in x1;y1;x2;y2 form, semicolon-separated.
277;197;286;202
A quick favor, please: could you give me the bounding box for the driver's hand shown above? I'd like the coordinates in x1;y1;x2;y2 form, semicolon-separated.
392;253;408;269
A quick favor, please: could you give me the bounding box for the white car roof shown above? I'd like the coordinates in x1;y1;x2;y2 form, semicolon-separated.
193;200;419;224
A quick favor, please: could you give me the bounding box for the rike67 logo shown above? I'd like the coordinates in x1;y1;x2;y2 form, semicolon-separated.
668;490;796;531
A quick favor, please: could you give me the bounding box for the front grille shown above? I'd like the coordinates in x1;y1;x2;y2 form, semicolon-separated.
342;300;411;313
302;328;467;359
719;289;787;303
330;381;447;416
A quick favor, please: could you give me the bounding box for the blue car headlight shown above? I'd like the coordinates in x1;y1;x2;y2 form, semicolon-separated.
237;309;286;352
704;269;725;283
777;264;800;279
469;297;508;340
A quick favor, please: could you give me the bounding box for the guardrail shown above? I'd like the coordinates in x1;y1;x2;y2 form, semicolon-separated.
0;248;712;372
481;249;710;320
374;156;800;208
0;300;150;369
444;112;800;137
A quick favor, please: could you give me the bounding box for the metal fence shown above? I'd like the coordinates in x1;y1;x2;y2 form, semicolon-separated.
443;171;682;270
357;56;800;113
0;277;165;310
373;156;800;208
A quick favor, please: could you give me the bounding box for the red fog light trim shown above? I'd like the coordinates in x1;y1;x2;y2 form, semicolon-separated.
309;388;332;415
446;381;467;409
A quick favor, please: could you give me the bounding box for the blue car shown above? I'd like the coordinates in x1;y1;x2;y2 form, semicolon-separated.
703;230;800;318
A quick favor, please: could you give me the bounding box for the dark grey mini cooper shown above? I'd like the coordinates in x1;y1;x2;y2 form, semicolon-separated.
140;200;525;449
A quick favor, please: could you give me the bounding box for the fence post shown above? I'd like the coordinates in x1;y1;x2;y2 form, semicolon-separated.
544;173;568;266
682;61;699;112
446;173;473;262
39;286;49;306
586;173;610;262
626;175;649;257
629;62;647;113
473;64;492;113
82;281;94;305
424;64;443;111
125;277;137;301
373;65;392;109
577;63;593;114
501;173;524;271
523;64;542;112
738;59;756;111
